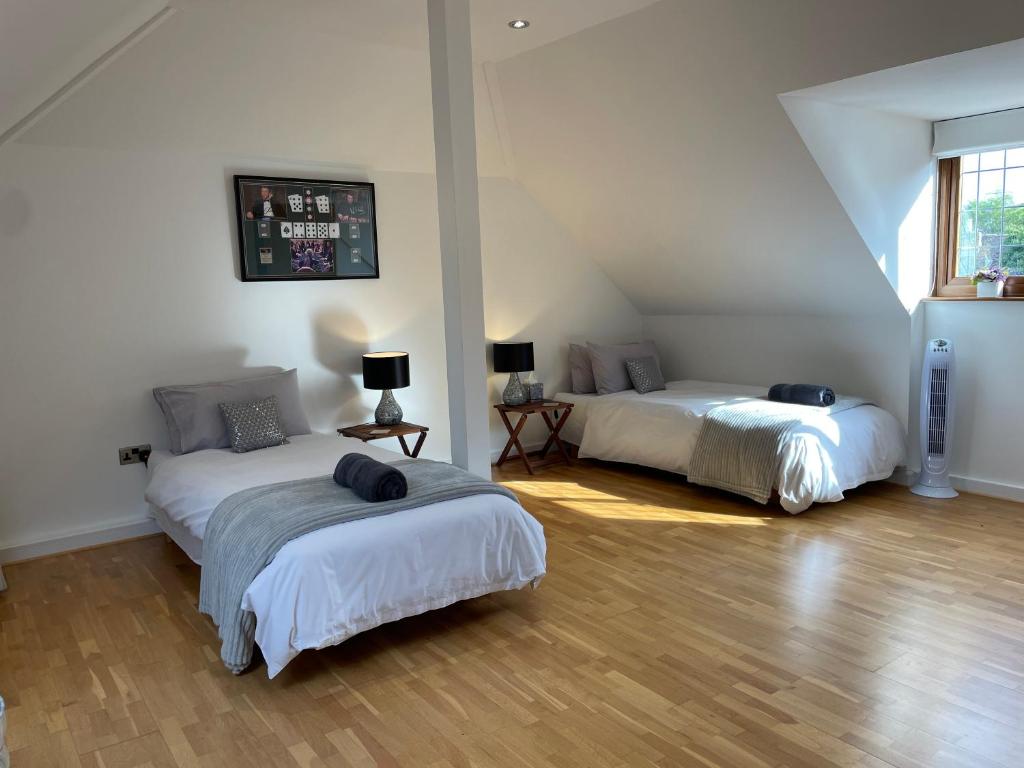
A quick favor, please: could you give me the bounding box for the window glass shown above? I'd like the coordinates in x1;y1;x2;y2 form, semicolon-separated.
1004;167;1024;207
955;151;1024;276
980;150;1005;171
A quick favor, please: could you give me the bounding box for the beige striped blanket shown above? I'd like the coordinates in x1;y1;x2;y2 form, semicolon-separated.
687;397;868;504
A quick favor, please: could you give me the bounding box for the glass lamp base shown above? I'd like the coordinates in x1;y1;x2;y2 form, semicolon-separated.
374;389;403;425
502;372;527;406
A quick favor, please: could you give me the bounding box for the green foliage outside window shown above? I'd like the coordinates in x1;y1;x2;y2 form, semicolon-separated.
957;192;1024;277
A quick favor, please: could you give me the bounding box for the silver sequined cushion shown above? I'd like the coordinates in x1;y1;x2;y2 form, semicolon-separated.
218;396;289;453
624;356;666;394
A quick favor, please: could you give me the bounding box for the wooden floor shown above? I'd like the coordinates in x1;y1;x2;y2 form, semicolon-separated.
3;461;1024;767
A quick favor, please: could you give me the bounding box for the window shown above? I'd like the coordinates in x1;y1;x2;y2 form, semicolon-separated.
935;148;1024;297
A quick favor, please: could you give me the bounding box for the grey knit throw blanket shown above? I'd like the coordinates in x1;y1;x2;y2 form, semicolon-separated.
687;397;868;504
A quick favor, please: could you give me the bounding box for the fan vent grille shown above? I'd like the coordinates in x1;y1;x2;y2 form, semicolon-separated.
927;366;949;456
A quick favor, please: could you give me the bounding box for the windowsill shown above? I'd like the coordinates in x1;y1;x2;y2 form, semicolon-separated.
923;296;1024;301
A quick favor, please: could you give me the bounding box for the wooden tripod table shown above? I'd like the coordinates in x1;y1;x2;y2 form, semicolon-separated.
494;401;574;474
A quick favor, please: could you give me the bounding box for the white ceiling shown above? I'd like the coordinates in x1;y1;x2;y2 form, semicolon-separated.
0;0;659;144
786;36;1024;121
469;0;662;61
6;1;491;174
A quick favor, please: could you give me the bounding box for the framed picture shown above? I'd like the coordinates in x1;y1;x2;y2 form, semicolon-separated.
234;174;379;281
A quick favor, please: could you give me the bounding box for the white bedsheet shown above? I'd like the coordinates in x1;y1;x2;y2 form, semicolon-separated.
555;380;905;513
145;434;546;677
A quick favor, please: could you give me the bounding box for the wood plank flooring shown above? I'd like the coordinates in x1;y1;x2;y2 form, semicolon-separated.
3;460;1024;767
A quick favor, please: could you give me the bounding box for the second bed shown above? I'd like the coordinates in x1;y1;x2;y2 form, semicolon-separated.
555;379;905;513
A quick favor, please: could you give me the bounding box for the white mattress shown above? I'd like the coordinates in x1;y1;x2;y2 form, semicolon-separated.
145;434;546;677
555;380;906;513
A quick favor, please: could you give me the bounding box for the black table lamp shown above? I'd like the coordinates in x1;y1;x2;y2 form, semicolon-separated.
493;341;534;406
362;351;410;425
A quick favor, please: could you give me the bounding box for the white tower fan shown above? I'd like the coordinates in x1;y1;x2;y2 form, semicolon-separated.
911;338;958;498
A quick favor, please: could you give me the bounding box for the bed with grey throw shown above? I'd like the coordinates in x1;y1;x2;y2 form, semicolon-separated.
198;459;519;674
687;396;868;505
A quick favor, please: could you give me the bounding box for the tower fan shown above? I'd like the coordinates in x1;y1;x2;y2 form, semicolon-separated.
911;338;958;498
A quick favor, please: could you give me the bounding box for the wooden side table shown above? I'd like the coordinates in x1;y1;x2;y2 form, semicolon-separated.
338;422;429;458
494;401;574;475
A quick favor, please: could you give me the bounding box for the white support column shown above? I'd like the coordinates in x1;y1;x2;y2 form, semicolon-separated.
427;0;491;477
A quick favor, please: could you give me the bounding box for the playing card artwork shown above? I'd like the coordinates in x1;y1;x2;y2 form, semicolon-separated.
237;176;378;280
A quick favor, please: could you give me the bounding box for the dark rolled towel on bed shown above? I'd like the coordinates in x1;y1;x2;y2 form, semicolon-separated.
333;453;408;502
768;383;836;407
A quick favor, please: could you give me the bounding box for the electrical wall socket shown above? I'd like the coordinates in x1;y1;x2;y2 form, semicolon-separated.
119;444;151;465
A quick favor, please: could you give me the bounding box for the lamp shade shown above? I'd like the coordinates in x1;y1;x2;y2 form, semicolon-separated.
362;351;410;390
493;342;534;373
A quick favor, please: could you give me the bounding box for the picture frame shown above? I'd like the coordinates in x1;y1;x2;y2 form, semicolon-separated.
234;174;379;281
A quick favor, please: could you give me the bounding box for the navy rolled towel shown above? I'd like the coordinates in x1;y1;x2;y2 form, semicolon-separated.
333;453;408;502
768;383;836;407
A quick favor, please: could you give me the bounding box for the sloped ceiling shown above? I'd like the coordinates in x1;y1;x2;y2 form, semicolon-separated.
0;0;168;141
494;0;1024;316
3;0;660;175
11;0;449;173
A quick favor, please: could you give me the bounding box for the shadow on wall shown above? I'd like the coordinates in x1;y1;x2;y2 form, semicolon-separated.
310;309;369;427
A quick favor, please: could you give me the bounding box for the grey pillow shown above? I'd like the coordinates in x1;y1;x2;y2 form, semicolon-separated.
568;343;596;394
219;396;289;453
153;368;311;454
625;356;666;394
587;341;661;395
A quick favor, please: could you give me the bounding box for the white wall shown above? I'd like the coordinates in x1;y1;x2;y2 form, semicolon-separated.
0;0;641;558
0;144;637;558
481;178;641;453
0;145;445;555
921;302;1024;499
642;313;911;430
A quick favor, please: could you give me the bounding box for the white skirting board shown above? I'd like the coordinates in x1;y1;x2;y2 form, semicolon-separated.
0;516;160;565
888;467;1024;503
948;475;1024;504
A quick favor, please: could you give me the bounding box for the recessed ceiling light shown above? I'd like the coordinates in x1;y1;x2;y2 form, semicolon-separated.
508;19;530;30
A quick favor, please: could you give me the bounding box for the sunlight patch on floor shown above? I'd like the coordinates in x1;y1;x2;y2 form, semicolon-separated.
553;500;771;524
503;480;628;502
504;480;770;525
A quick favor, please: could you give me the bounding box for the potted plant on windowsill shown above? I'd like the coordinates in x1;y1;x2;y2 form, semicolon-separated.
972;267;1009;298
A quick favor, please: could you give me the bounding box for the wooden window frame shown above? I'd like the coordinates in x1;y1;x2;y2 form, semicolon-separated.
934;155;1024;298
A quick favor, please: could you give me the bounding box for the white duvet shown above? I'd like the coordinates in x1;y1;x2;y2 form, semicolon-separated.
557;380;905;513
145;434;546;677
